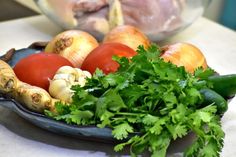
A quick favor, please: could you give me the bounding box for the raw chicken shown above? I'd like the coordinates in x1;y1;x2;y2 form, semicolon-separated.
120;0;185;33
73;0;110;37
71;0;186;41
73;0;109;12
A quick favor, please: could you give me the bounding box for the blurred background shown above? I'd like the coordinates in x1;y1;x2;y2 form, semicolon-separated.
0;0;235;31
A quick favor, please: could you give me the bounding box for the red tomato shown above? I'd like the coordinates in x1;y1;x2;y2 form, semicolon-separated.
13;52;74;91
81;43;137;74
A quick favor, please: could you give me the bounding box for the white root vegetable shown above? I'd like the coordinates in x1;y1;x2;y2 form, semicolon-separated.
13;82;58;112
49;66;91;103
0;60;18;93
0;60;58;113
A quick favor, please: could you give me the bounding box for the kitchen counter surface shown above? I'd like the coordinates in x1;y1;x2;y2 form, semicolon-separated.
0;15;236;157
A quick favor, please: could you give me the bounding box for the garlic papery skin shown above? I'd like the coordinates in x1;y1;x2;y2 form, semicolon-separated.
49;66;91;103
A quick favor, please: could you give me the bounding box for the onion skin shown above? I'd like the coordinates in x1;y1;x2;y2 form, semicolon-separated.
161;43;208;73
45;30;99;68
103;25;150;51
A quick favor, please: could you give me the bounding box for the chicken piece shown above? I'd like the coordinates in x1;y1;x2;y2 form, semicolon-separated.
73;0;109;12
120;0;185;34
74;8;110;39
72;0;110;39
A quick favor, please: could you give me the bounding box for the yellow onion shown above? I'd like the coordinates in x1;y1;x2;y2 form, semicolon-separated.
103;25;150;51
161;43;208;73
45;30;99;67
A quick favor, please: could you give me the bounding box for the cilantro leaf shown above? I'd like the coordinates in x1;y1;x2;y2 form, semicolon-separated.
112;122;134;140
149;118;166;135
167;123;188;140
194;67;215;79
54;110;94;125
142;114;159;126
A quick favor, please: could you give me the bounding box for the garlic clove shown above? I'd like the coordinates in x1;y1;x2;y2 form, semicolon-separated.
53;73;76;84
49;79;73;102
78;77;87;87
56;87;73;103
56;66;77;75
83;71;92;78
75;68;84;76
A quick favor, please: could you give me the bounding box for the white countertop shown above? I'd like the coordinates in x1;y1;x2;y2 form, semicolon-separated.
1;15;236;157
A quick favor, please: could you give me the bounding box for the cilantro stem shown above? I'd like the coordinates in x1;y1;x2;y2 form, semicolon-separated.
115;112;144;117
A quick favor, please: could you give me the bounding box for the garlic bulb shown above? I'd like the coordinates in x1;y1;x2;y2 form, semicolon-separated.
49;66;91;103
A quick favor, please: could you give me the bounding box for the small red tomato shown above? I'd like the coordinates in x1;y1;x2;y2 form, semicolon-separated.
13;52;73;91
81;43;137;74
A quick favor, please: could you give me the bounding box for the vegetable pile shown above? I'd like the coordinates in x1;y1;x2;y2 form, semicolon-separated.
46;45;225;157
1;25;236;157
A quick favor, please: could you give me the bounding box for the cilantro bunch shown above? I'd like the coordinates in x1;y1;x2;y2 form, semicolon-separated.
47;45;224;157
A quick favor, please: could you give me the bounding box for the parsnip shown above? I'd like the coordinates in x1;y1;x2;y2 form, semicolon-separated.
0;60;58;113
49;66;91;103
13;82;58;112
0;60;18;93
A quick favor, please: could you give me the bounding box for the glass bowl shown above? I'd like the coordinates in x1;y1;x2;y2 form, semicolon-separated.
34;0;210;41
